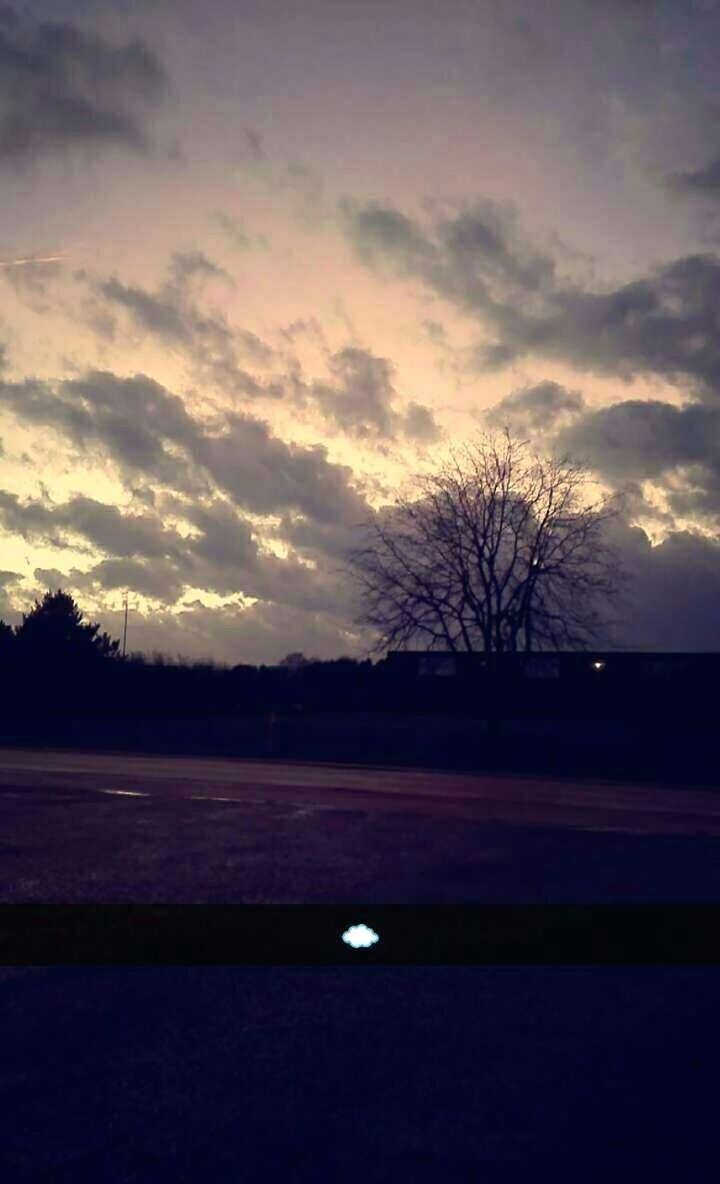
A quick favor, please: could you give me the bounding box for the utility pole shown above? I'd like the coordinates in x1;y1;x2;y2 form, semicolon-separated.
122;593;129;658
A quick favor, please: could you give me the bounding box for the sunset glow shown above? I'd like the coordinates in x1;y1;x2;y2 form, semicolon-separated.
2;0;719;661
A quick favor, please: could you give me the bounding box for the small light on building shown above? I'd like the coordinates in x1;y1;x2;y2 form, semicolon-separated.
591;659;606;672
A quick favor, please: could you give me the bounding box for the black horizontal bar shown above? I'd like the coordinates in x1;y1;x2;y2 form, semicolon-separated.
2;905;720;965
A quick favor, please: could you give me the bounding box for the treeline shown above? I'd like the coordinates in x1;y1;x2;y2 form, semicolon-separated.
1;590;717;723
0;591;386;716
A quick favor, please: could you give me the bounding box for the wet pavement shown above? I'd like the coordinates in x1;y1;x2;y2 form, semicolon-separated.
1;748;720;902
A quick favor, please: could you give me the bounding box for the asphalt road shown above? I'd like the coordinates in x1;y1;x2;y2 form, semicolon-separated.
1;747;720;901
4;746;720;831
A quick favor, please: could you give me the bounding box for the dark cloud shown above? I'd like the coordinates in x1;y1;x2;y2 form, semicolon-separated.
0;375;179;481
341;196;555;307
555;399;719;482
278;317;325;345
166;249;233;290
72;556;186;602
668;155;720;198
311;348;397;439
340;199;436;277
486;381;585;433
0;7;167;164
341;198;720;400
0;564;20;620
191;412;369;526
106;597;364;666
605;521;720;651
529;255;720;398
0;479;358;620
100;277;190;343
0;368;371;530
54;496;185;559
294;346;440;443
667;149;720;221
665;469;720;523
550;396;720;530
401;401;441;442
10;487;358;621
278;514;360;562
8;432;720;656
0;489;187;558
179;500;257;573
96;256;277;399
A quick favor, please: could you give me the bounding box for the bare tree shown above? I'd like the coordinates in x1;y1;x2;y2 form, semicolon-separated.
349;430;623;655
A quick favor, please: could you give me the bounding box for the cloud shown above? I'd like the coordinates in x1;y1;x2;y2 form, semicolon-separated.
212;211;270;252
190;412;369;525
113;597;365;666
311;348;399;439
341;198;720;400
0;375;177;482
294;346;440;443
0;567;19;586
401;401;442;442
0;7;168;165
0;564;20;620
548;395;720;530
486;380;585;433
8;426;720;657
278;514;360;562
66;556;187;602
100;277;190;342
1;481;362;622
95;254;278;398
341;195;555;307
340;199;436;277
0;368;371;529
668;154;720;198
166;248;234;291
606;522;720;651
0;490;187;558
555;398;719;481
29;507;720;657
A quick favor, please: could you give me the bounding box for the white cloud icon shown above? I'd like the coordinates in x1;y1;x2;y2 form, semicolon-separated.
341;923;379;949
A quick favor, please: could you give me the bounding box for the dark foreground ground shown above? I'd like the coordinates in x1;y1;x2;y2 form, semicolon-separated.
2;748;720;902
2;965;720;1181
4;750;720;1180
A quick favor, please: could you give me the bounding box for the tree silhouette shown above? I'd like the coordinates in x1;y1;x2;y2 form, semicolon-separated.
0;619;14;657
349;430;624;655
16;589;120;665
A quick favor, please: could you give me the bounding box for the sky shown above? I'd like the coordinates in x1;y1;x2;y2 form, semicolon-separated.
1;0;720;662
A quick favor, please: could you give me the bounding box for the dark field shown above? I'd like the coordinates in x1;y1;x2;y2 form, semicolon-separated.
2;748;720;902
2;965;720;1181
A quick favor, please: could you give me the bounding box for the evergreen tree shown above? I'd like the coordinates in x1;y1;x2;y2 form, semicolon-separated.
16;590;120;664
